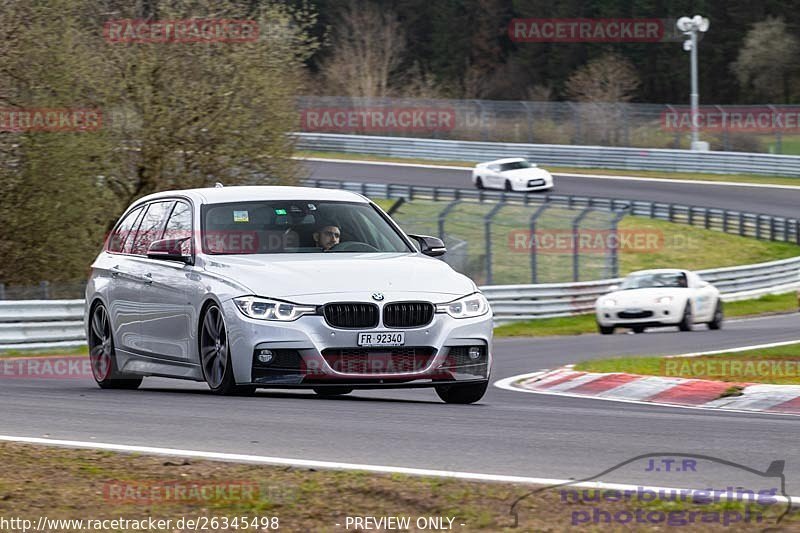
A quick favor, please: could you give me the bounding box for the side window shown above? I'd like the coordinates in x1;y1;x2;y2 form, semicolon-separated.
107;206;144;253
129;201;175;256
163;201;193;255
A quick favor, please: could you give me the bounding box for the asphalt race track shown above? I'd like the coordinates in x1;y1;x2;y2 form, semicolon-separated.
3;160;800;498
2;314;799;492
303;159;800;218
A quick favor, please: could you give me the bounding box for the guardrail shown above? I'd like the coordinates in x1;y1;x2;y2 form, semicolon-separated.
296;133;800;177
3;255;799;349
484;256;800;324
305;179;800;245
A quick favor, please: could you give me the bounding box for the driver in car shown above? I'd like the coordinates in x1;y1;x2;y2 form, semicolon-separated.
313;222;341;251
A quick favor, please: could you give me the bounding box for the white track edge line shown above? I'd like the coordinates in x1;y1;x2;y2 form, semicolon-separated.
668;338;800;358
493;374;800;418
0;435;794;504
298;157;800;190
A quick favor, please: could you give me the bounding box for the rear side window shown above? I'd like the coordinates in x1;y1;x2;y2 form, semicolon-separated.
129;201;175;256
107;206;144;253
163;201;193;255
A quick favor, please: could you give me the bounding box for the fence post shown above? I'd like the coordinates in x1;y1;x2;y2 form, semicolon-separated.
529;203;550;284
437;200;461;241
609;207;630;279
484;202;507;285
572;208;593;282
40;280;50;299
0;283;4;300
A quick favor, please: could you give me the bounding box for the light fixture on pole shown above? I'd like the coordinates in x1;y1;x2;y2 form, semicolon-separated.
677;15;710;151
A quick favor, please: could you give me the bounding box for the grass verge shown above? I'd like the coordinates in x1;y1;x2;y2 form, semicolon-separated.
574;342;800;386
372;198;800;285
0;442;795;531
297;150;800;187
0;345;87;358
493;292;798;338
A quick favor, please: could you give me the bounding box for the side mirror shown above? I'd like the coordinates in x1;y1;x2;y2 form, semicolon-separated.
147;237;193;264
608;285;619;292
408;234;446;257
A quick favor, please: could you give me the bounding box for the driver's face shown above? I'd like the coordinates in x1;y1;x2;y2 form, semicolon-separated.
314;225;340;250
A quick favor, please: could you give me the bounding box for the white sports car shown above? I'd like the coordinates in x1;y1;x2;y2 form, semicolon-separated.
595;269;722;334
471;158;554;192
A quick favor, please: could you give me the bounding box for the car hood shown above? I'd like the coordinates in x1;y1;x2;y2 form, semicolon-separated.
202;253;477;303
601;287;689;305
502;168;550;180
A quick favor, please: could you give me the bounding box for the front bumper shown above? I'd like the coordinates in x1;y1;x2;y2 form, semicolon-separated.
596;303;682;327
223;299;493;388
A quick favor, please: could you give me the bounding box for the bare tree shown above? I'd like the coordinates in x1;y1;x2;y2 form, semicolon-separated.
318;1;406;98
565;54;640;103
732;16;799;102
564;54;640;145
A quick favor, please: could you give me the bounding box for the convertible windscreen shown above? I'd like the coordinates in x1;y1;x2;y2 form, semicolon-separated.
620;273;687;289
201;200;412;254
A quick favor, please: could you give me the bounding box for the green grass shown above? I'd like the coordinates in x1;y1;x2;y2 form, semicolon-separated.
574;342;800;385
370;196;800;285
0;345;87;358
493;292;797;337
297;149;800;185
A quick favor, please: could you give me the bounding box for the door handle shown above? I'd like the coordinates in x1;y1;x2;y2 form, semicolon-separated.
110;265;121;278
142;273;153;285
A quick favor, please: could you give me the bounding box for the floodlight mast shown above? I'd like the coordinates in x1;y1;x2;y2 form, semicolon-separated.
677;15;710;150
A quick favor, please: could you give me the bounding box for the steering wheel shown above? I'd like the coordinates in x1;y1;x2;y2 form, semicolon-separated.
327;241;379;252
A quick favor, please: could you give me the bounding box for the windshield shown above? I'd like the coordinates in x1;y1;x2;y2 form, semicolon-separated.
201;200;412;255
620;272;688;289
499;160;532;172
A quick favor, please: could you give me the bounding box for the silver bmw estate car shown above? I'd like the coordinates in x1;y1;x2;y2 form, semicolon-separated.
85;186;493;403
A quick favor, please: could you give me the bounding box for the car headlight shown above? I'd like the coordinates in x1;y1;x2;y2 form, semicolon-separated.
656;296;673;304
436;293;490;319
600;298;617;307
233;296;316;321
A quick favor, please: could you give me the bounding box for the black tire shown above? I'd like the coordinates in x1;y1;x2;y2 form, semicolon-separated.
313;387;353;397
598;324;615;335
88;303;143;390
678;303;693;332
435;381;488;404
708;300;723;330
632;325;646;334
199;304;255;396
475;177;484;190
504;180;513;192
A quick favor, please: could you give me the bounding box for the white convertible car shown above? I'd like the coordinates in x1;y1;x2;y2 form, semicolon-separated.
595;269;722;334
471;158;554;192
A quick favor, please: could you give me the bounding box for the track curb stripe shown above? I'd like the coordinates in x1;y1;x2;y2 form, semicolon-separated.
505;367;800;415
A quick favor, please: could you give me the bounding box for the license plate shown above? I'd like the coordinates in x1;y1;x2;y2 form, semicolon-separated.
357;331;405;347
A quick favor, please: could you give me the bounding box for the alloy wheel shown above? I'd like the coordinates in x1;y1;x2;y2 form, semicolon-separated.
200;305;228;389
88;305;113;381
